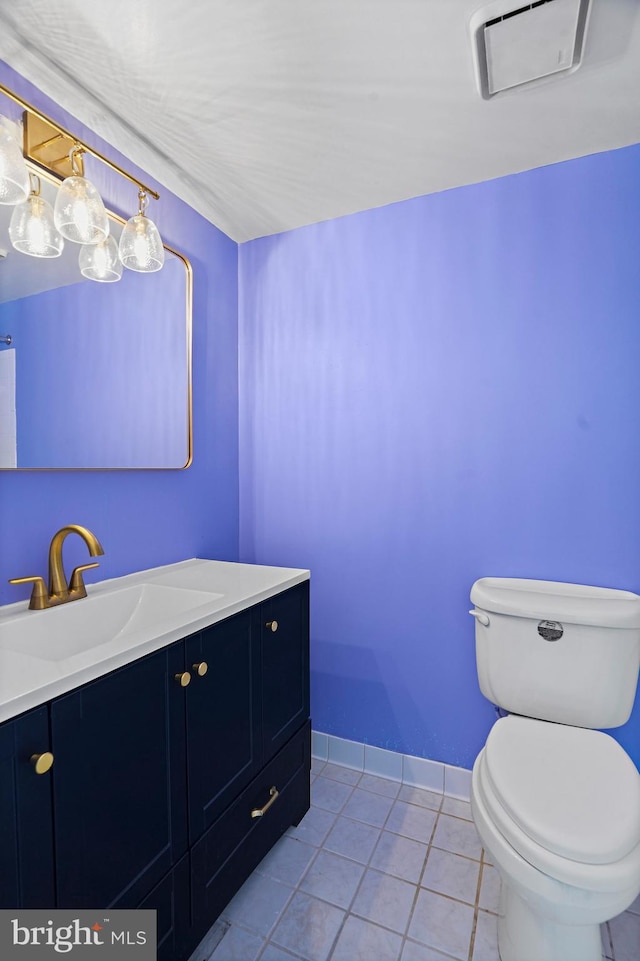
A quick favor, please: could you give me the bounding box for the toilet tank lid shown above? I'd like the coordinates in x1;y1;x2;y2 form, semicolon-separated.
470;577;640;628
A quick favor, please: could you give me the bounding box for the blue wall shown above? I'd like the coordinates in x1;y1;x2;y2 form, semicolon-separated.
3;57;640;773
239;145;640;770
0;60;240;603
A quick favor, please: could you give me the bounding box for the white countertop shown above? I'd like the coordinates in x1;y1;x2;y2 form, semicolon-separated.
0;558;309;724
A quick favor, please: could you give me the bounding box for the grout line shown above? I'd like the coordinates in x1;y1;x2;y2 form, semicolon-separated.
467;858;486;961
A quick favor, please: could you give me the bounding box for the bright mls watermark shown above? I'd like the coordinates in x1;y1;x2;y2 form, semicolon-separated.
0;911;156;958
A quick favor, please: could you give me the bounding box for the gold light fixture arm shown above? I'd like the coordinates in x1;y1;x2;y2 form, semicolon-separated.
0;80;159;200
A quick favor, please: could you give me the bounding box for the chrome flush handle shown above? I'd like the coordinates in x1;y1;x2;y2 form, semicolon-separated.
469;610;490;627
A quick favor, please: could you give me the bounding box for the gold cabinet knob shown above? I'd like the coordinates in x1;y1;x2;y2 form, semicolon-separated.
266;620;278;633
30;752;54;775
175;671;191;687
193;662;208;677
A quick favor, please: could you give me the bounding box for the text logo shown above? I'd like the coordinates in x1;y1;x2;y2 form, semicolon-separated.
0;910;156;958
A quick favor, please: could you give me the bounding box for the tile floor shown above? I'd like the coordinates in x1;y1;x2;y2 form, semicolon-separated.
189;759;640;961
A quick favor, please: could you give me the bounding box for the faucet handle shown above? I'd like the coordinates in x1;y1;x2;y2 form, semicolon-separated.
9;575;48;611
68;562;100;598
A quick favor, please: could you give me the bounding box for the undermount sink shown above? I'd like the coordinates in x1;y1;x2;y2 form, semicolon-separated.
0;583;223;661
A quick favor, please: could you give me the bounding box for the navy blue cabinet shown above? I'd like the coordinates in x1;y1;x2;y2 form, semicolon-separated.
51;642;187;910
0;579;310;961
0;706;55;909
260;583;310;762
185;609;261;842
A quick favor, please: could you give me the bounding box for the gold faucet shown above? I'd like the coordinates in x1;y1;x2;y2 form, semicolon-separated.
9;525;105;610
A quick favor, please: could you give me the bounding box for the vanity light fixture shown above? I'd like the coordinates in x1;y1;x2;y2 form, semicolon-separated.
79;234;123;283
54;145;109;245
9;172;64;258
0;80;163;274
0;118;29;205
119;188;164;272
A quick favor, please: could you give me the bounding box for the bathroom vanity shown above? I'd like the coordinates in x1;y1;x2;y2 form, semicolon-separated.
0;559;310;961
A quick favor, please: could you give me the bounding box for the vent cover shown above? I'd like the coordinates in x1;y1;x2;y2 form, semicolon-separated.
470;0;591;99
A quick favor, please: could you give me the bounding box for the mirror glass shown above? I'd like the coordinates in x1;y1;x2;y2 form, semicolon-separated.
0;176;192;469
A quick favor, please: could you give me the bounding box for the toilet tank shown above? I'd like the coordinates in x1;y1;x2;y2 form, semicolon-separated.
470;578;640;728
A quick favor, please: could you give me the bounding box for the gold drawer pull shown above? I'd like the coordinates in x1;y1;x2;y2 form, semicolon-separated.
31;752;54;775
251;785;279;819
192;662;208;677
266;620;278;633
175;671;191;687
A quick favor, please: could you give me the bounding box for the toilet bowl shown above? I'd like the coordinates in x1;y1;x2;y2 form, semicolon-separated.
471;716;640;961
468;577;640;961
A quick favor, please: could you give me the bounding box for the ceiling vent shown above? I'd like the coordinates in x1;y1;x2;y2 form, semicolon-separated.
470;0;591;99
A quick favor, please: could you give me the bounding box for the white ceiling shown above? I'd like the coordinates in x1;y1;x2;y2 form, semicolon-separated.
0;0;639;243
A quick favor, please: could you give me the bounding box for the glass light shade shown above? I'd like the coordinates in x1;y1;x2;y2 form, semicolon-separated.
118;213;164;272
53;174;109;244
9;194;64;258
0;123;30;205
79;234;123;282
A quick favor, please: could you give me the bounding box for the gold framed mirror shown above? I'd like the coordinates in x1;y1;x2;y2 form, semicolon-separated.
0;98;192;470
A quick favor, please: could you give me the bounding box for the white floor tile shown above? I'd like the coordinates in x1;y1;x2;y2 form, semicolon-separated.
359;771;402;798
222;873;294;937
401;940;460;960
441;797;472;821
341;786;395;827
204;767;493;961
311;776;354;813
321;762;362;786
472;910;499;961
421;847;480;906
330;915;403;961
256;836;317;886
350;867;416;934
298;849;364;908
323;814;382;864
386;799;438;843
432;813;483;861
287;805;337;847
270;891;345;961
209;924;264;960
477;863;501;914
398;784;443;812
261;944;306;961
407;888;474;960
370;830;430;884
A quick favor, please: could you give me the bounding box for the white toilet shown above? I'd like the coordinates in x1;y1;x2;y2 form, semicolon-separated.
469;577;640;961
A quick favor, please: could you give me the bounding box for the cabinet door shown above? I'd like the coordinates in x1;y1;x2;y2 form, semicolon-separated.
0;706;55;909
51;643;187;910
137;854;190;961
260;581;310;762
185;609;261;843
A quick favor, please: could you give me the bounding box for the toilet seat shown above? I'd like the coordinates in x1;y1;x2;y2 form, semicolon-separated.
483;716;640;864
474;717;640;893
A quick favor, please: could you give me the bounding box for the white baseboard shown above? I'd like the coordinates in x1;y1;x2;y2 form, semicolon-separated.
311;730;472;801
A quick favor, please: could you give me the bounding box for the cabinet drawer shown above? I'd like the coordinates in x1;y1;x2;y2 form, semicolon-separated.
190;721;310;939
